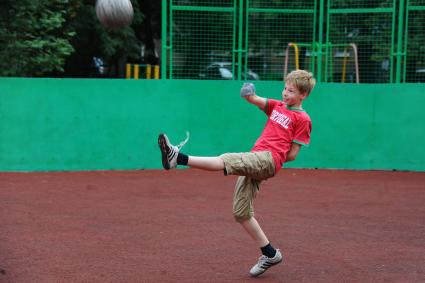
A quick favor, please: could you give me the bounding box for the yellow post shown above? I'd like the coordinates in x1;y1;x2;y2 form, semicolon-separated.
284;43;300;79
134;64;139;79
126;64;131;79
342;47;348;83
154;65;160;79
146;64;152;79
288;43;300;70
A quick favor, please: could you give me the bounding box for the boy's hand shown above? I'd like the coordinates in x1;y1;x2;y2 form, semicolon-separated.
240;83;255;97
241;83;266;110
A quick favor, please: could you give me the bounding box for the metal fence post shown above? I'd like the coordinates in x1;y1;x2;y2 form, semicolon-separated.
395;0;406;83
311;0;318;75
161;0;167;79
169;0;174;79
237;0;244;80
317;0;325;82
390;0;397;83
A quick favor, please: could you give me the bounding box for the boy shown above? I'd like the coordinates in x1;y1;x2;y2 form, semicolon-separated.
158;70;315;277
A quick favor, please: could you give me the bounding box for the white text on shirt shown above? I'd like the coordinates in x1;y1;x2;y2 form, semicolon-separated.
270;110;290;129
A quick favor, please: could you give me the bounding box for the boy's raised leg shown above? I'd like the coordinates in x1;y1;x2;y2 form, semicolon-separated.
158;133;225;171
187;156;224;171
158;133;189;169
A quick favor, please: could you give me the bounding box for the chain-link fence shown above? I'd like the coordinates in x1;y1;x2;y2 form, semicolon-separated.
162;0;425;83
326;0;396;83
405;0;425;82
166;1;235;79
247;1;316;81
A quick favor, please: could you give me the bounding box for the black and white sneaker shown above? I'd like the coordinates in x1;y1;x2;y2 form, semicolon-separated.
158;132;189;170
249;249;283;277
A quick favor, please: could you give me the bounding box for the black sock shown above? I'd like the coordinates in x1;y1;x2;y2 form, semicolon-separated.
261;243;277;258
177;153;188;166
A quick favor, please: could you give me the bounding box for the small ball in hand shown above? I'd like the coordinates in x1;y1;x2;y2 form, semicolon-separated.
240;83;256;97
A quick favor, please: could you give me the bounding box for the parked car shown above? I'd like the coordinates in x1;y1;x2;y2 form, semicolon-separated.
199;62;260;80
414;69;425;82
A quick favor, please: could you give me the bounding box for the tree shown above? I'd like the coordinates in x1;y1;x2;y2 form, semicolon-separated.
63;0;143;78
138;0;161;65
0;0;144;78
0;0;79;77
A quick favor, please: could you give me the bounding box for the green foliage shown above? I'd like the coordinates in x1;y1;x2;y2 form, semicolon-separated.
0;0;143;77
0;0;80;76
77;1;142;59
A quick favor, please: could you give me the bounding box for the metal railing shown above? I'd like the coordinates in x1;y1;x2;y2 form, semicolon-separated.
161;0;425;83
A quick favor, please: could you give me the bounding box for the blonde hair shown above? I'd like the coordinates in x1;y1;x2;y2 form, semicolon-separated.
285;70;316;96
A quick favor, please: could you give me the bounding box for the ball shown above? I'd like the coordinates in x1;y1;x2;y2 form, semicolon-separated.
95;0;134;29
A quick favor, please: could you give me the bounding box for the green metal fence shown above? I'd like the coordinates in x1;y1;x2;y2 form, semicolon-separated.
405;0;425;82
246;1;317;81
162;0;425;83
325;0;397;83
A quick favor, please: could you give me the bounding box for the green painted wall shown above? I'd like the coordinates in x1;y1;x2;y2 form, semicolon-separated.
0;79;424;172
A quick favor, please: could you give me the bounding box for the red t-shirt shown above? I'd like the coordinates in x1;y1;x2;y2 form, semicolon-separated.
251;99;312;172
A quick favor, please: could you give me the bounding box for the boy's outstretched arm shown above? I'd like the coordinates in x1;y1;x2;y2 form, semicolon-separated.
240;83;267;110
244;94;267;111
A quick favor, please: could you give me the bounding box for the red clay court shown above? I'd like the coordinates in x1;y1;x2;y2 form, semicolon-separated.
1;169;424;283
